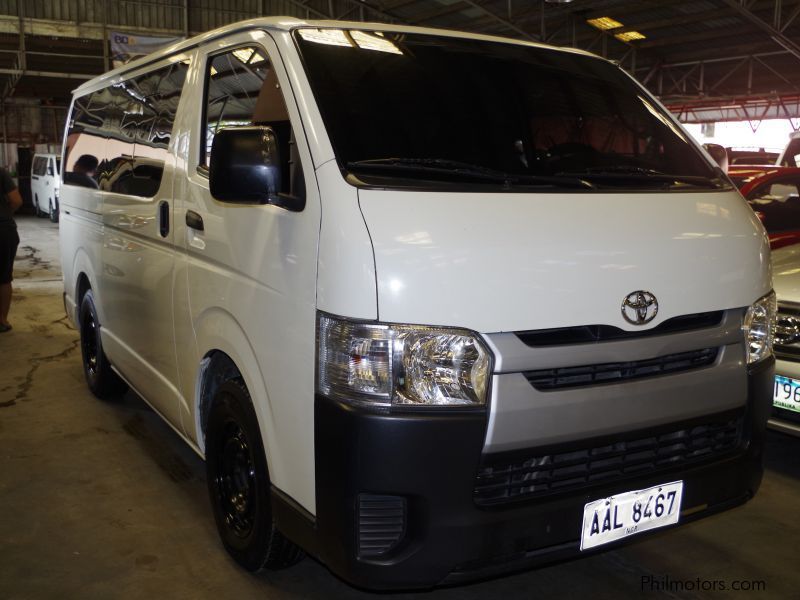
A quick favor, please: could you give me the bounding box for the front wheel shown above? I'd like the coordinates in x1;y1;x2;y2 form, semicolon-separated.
49;199;59;223
205;379;303;571
78;289;127;399
34;194;45;218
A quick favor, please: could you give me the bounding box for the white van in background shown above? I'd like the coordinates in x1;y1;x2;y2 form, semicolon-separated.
31;153;61;222
777;130;800;167
59;18;775;590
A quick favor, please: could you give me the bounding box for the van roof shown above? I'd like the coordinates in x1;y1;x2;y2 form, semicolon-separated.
73;16;603;95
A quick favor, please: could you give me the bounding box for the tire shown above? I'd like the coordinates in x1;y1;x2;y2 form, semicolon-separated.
205;379;303;571
34;194;45;218
78;289;127;399
49;199;59;223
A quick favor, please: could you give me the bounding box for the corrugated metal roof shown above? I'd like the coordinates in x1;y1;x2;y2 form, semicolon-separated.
0;0;799;122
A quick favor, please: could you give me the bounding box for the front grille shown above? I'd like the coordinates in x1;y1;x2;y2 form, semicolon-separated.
357;494;406;558
515;311;724;347
474;415;744;506
524;347;718;391
775;304;800;359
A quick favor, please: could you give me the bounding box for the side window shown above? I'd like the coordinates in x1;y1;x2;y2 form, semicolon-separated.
64;91;108;189
202;46;303;200
101;60;190;197
64;60;189;195
46;158;54;176
749;179;800;233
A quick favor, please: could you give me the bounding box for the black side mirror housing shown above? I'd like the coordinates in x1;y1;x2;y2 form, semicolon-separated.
209;126;301;210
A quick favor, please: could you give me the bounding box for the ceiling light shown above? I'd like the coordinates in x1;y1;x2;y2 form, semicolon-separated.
586;17;624;30
614;31;646;42
297;28;353;47
232;48;256;63
351;30;403;55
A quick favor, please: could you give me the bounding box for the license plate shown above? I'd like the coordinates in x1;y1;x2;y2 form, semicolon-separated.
773;375;800;414
580;481;683;551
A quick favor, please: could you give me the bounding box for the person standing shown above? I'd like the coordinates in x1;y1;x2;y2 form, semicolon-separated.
0;166;22;332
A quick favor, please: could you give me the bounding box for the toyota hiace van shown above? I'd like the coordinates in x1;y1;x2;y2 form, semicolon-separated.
59;18;775;589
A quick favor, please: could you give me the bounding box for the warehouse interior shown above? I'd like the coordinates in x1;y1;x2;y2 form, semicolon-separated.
1;1;800;598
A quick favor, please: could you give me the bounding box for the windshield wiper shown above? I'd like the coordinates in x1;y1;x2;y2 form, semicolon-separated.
557;166;723;189
347;158;595;189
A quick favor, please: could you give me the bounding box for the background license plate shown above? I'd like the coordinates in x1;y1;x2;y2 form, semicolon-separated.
580;481;683;551
774;375;800;414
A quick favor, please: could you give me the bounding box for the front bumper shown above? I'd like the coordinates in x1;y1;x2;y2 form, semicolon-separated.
311;358;773;590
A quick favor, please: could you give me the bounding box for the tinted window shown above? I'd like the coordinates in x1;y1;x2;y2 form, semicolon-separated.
295;29;723;192
64;92;108;189
749;179;800;233
202;46;301;198
31;157;44;176
64;60;189;195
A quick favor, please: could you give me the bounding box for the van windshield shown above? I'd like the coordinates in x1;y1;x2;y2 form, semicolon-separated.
294;29;726;192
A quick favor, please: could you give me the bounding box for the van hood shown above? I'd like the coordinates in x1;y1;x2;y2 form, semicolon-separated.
357;189;770;333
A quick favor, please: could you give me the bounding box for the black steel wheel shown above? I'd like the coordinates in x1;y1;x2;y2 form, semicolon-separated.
205;379;303;571
78;289;127;399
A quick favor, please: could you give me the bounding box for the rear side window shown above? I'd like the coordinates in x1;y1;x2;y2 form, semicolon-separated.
63;92;109;189
64;59;189;196
749;179;800;233
202;46;302;199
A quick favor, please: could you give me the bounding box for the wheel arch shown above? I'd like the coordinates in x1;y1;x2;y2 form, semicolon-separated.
71;249;100;325
191;308;279;483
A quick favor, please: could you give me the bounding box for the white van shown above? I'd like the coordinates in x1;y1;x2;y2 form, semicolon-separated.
31;152;61;221
777;131;800;167
59;18;775;589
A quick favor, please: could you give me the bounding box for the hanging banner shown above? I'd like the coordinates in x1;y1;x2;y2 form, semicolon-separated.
110;31;183;68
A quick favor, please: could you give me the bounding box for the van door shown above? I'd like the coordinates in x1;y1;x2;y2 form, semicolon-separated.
99;56;192;428
31;157;43;209
174;32;321;510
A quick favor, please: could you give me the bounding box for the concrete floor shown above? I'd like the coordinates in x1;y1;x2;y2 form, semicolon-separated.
1;215;798;599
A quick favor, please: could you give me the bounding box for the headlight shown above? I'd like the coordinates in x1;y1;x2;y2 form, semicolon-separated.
316;313;492;408
743;291;777;365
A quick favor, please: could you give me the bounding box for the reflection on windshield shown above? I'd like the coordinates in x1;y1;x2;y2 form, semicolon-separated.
295;29;722;191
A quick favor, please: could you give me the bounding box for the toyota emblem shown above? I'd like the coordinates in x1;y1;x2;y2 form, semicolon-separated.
621;291;658;325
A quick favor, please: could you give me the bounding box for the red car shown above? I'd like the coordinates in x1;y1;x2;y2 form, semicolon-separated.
730;166;800;250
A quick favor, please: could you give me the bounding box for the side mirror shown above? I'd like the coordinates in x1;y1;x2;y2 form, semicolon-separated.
209;126;290;206
703;143;729;172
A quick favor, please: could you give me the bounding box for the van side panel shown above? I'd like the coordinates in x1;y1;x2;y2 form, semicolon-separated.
97;56;192;430
177;31;322;513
